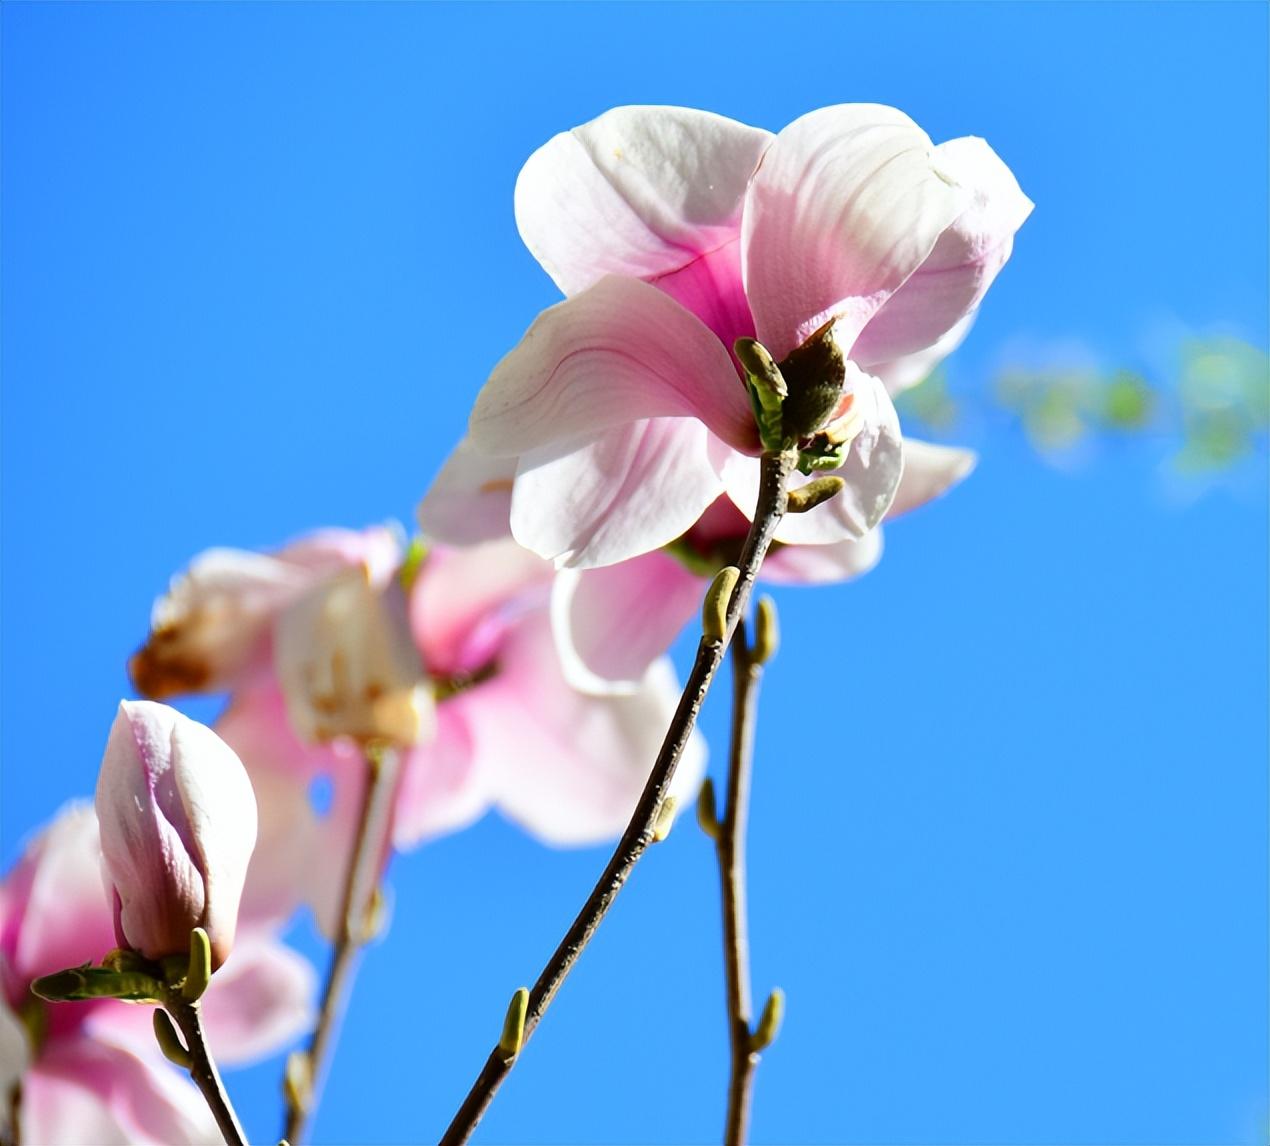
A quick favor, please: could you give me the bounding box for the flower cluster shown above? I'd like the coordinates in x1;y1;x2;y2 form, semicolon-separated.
2;101;1027;1145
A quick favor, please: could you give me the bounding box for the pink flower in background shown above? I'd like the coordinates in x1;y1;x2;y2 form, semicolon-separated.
0;804;314;1146
422;440;974;692
95;701;258;969
217;538;706;936
419;103;1030;568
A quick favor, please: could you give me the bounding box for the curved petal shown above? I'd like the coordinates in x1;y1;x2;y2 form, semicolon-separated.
868;310;976;396
469;276;755;456
410;539;551;675
762;529;884;585
198;938;317;1066
470;611;706;845
851;136;1033;372
214;688;328;929
551;551;704;694
742;104;970;360
515;105;772;295
715;369;903;543
392;697;492;849
887;439;977;518
416;439;517;547
1;803;115;986
651;236;755;353
23;1040;219;1146
511;418;726;569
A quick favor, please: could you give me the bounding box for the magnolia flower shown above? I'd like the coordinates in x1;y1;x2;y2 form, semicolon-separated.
131;527;433;748
96;701;257;969
217;538;707;935
419;103;1030;569
0;804;314;1145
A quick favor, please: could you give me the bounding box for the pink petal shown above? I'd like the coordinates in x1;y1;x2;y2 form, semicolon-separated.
867;310;977;396
470;610;706;845
416;439;517;547
742;104;970;360
511;418;726;568
714;368;904;544
649;235;755;352
199;937;317;1066
1;804;115;988
392;695;492;849
515;105;772;295
23;1039;219;1146
214;688;329;929
850;136;1033;374
762;530;884;585
551;550;705;693
469;276;755;457
409;539;551;674
887;439;978;518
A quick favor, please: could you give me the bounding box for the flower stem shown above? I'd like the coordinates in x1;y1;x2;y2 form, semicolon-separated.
166;998;247;1146
438;449;795;1145
284;744;399;1145
717;621;766;1145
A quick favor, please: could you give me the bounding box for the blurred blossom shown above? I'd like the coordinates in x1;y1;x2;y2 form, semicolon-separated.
421;102;1029;568
96;701;257;969
132;527;432;748
0;804;313;1145
213;535;707;937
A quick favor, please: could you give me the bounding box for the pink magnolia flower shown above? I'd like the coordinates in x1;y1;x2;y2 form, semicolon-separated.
96;701;258;969
216;538;707;936
0;804;314;1145
419;103;1030;569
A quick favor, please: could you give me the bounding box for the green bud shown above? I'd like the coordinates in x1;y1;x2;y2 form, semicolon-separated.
284;1050;313;1114
182;928;212;1002
498;987;529;1063
749;988;785;1053
399;535;428;592
702;566;740;642
651;796;677;843
734;338;787;399
752;597;779;665
153;1008;193;1069
696;778;721;841
785;476;846;515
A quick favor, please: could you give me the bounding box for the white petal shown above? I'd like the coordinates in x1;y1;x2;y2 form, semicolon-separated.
510;418;725;569
416;438;517;546
516;105;772;295
887;439;977;518
742;104;970;360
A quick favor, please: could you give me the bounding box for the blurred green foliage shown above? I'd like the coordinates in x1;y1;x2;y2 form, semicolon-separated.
896;334;1268;475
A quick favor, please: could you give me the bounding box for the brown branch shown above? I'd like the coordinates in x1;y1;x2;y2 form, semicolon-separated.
167;998;248;1146
284;744;399;1145
438;448;796;1145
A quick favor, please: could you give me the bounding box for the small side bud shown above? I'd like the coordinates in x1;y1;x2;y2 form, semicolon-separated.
734;338;787;399
785;476;846;515
749;988;785;1053
153;1008;193;1069
361;886;389;944
181;927;212;1002
752;597;779;665
284;1050;313;1115
498;987;530;1063
703;567;740;642
696;778;721;841
651;796;678;843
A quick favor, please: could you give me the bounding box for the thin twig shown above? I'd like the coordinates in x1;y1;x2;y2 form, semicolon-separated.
167;998;248;1146
439;449;795;1145
717;622;765;1144
284;744;399;1145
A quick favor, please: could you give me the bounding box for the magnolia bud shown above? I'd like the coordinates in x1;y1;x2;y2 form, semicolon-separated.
778;320;848;441
95;701;257;970
275;565;433;747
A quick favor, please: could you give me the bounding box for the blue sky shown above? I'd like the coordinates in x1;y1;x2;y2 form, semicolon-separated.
2;3;1266;1144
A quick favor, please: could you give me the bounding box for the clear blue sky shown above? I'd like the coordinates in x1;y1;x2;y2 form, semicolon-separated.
2;3;1266;1143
